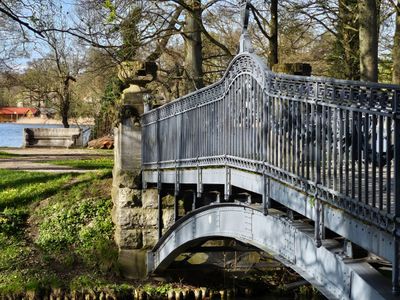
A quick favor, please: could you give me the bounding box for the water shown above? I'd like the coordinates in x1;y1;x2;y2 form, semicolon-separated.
0;123;68;148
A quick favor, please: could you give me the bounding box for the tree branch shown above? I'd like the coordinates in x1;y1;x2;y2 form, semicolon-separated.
0;5;44;37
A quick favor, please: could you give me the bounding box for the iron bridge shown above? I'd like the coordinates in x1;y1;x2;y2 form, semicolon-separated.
141;2;400;299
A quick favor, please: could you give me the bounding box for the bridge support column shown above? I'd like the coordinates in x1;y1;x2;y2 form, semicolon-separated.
174;190;180;222
192;190;197;211
314;197;324;248
393;238;400;294
157;189;163;239
262;173;270;215
112;114;159;279
197;167;203;198
112;61;160;278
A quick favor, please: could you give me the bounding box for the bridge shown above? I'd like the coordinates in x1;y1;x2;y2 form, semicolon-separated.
141;2;400;299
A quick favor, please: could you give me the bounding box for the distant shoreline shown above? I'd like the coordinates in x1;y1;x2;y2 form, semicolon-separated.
5;117;95;126
16;117;62;125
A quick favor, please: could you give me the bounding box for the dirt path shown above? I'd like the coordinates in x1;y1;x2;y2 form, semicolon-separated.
0;148;113;173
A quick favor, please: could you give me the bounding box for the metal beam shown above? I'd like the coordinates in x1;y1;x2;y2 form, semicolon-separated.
143;168;395;264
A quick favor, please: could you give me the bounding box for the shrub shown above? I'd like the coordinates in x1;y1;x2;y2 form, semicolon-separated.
0;208;27;236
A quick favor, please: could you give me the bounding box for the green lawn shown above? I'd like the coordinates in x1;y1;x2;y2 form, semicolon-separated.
0;162;119;293
0;170;75;210
0;151;18;158
47;157;114;170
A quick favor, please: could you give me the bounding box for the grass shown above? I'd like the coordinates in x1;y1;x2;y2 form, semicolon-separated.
0;170;75;210
47;157;114;170
0;154;119;294
0;151;18;158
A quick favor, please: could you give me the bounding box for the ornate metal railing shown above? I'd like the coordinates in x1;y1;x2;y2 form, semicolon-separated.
142;51;400;237
142;0;400;292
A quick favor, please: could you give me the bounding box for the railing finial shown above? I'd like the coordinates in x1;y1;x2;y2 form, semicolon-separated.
239;0;254;53
240;0;250;33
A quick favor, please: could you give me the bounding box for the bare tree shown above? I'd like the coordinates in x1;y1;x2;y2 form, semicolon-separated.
359;0;379;82
250;0;279;66
392;1;400;84
183;0;204;92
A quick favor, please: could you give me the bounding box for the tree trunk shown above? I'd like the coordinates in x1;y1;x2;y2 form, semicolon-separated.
359;0;379;82
269;0;278;67
393;3;400;84
61;77;71;128
339;0;360;80
183;0;204;93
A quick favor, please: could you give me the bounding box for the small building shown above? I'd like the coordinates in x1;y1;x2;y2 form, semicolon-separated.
0;107;39;122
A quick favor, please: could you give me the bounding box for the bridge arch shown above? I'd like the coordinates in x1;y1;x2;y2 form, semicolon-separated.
149;204;394;300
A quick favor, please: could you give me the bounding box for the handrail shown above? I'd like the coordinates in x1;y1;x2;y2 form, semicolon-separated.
142;51;400;237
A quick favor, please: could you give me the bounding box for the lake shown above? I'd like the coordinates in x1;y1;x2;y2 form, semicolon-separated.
0;123;68;148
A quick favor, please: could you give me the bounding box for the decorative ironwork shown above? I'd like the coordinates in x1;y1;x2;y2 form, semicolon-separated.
142;51;400;239
142;5;400;291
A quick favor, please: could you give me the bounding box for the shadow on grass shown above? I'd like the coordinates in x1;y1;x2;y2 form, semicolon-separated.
0;151;19;158
48;159;114;170
0;172;71;191
0;170;113;210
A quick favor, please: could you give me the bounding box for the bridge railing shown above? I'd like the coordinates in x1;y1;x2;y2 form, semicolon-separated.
142;52;400;235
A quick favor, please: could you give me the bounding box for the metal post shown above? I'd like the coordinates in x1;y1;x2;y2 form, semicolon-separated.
315;102;323;248
192;190;197;211
174;189;179;222
392;91;400;294
155;109;161;238
262;172;269;215
394;238;400;295
157;189;162;239
314;195;322;248
197;167;203;198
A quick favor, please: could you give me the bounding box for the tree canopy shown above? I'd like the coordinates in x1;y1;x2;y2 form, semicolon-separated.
0;0;399;129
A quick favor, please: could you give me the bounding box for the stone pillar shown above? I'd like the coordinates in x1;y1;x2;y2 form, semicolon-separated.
112;61;159;279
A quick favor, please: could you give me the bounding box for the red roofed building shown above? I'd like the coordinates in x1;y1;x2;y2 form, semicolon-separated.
0;107;39;122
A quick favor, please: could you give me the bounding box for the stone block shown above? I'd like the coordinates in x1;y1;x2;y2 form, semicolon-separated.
162;194;175;208
118;188;142;208
118;249;147;279
113;169;141;189
111;205;118;225
117;208;133;228
142;229;158;249
119;208;158;229
162;208;175;231
142;189;158;208
114;125;142;173
111;186;119;204
116;228;143;249
135;208;158;228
